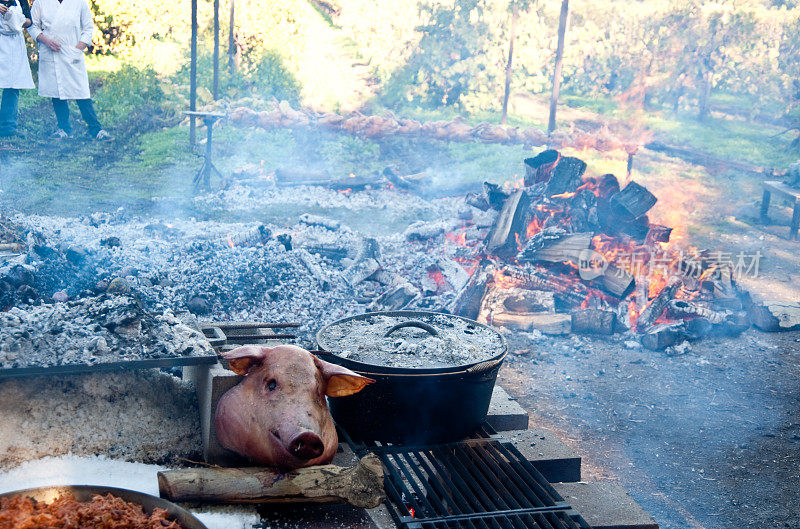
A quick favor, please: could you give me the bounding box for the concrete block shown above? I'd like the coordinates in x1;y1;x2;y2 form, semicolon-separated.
503;428;581;483
184;361;246;465
486;385;529;431
554;482;659;529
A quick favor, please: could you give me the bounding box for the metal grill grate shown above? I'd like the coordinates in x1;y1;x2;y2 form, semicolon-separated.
342;426;591;529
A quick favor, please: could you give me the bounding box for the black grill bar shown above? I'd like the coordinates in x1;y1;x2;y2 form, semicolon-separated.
341;425;592;529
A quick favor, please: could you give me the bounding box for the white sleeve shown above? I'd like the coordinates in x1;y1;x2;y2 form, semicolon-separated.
78;0;92;46
27;0;42;41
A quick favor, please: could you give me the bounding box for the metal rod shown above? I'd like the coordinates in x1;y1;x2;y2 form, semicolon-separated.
212;322;300;329
213;0;220;99
224;334;296;340
189;0;198;146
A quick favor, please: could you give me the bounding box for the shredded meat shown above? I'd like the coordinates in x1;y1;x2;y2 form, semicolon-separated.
0;493;185;529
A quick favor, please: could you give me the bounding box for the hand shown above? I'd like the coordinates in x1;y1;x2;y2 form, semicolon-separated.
43;37;60;52
0;5;7;15
76;42;87;51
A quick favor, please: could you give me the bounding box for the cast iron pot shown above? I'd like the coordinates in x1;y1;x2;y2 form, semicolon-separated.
316;311;507;444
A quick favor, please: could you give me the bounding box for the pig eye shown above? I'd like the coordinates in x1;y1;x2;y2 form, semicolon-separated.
267;379;277;391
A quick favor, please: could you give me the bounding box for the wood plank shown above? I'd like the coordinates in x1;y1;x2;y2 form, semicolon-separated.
763;180;800;201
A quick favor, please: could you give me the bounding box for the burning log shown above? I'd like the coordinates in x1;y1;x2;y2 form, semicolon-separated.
646;224;673;244
636;277;682;332
484;182;511;210
571;309;616;335
594;265;636;299
299;214;342;231
480;287;555;321
436;258;470;292
465;191;491;211
499;266;589;307
485;190;531;256
517;230;592;263
640;322;688;350
544;157;587;196
370;281;420;311
450;259;494;319
609;181;657;221
491;312;571;335
157;454;384;508
665;299;729;324
523;149;560;187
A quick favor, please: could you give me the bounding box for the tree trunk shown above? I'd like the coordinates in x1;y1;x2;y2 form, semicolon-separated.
698;69;713;122
228;0;238;74
189;0;198;146
501;4;519;125
548;0;570;134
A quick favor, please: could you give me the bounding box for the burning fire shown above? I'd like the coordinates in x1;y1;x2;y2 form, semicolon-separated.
226;233;235;248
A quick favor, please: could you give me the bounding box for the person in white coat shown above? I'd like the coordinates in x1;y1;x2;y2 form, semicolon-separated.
28;0;112;140
0;0;34;138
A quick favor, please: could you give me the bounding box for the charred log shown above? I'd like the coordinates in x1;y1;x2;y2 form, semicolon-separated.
593;264;636;298
484;182;511;210
370;281;420;312
640;321;688;350
544;157;587;196
517;229;592;263
523;149;560;187
609;181;657;221
571;309;616;335
636;277;682;331
646;224;673;244
484;190;531;256
450;259;494;319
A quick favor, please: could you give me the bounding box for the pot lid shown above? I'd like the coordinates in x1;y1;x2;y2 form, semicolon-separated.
317;311;506;370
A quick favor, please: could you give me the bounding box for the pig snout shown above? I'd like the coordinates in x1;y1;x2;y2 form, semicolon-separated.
288;431;325;460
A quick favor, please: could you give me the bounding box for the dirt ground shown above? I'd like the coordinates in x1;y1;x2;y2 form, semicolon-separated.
499;328;800;529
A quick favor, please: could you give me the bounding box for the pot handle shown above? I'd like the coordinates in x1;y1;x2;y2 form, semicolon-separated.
466;356;505;375
384;320;439;338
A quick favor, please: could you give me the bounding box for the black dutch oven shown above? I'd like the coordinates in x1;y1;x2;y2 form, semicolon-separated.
316;311;507;444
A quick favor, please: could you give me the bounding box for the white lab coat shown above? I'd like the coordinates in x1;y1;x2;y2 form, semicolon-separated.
28;0;93;100
0;0;34;89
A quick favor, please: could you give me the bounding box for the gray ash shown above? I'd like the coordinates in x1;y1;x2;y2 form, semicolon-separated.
320;313;505;369
0;293;213;370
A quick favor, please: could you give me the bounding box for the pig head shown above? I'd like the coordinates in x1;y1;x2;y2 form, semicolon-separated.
214;345;373;470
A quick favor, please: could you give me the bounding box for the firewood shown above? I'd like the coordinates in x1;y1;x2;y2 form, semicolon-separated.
665;299;729;324
484;190;531;256
480;287;555;320
304;243;350;261
646;224;673;244
0;243;24;252
523;149;560;186
296;249;332;291
617;216;651;242
466;191;490;211
544;157;587;196
640;322;688;350
594;264;635;298
571;309;616;335
344;238;381;288
484;182;510;210
636;277;682;331
499;266;589;307
275;168;332;186
609;181;657;221
450;259;494;319
518;230;592;263
370;281;420;311
492;312;571;335
157;454;384;508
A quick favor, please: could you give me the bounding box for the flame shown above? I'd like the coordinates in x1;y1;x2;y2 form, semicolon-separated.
445;228;468;247
550;191;577;200
226;233;235;248
338;188;352;195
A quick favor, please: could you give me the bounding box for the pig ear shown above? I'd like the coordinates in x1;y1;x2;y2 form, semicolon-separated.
313;356;375;398
222;346;271;375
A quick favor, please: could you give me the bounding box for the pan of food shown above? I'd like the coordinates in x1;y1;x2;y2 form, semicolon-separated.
316;310;508;444
0;485;208;529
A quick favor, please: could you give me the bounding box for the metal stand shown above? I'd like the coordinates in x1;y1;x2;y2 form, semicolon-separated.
185;111;226;190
